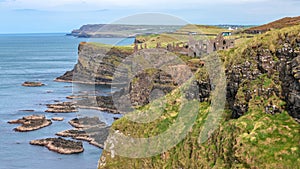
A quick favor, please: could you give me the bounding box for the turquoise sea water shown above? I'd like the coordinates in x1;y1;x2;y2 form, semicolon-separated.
0;34;134;169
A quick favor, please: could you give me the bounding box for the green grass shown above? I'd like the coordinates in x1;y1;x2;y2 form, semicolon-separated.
98;25;300;169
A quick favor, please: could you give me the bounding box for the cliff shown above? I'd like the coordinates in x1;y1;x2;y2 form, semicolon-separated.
56;42;133;85
98;25;300;168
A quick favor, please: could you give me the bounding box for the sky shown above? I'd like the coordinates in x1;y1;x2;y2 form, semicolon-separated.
0;0;299;33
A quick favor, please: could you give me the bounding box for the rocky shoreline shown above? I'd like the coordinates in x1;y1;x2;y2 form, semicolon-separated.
56;127;110;149
57;117;110;149
8;115;52;132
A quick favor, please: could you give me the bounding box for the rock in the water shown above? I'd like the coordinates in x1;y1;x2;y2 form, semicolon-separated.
57;117;109;148
51;117;64;121
56;129;91;141
22;81;45;87
30;137;84;154
8;115;52;132
18;110;35;112
69;117;106;129
45;102;78;113
57;127;110;149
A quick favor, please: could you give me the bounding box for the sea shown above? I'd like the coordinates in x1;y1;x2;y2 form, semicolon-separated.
0;33;134;169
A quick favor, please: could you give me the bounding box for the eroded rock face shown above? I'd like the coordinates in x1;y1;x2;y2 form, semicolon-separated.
129;70;177;106
278;46;300;120
55;43;133;85
30;138;84;154
22;81;44;87
220;32;299;121
8;115;52;132
71;69;178;113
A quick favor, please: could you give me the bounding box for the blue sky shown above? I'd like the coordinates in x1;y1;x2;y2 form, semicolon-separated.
0;0;299;33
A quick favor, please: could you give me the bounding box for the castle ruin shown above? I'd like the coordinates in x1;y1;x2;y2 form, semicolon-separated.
134;33;235;57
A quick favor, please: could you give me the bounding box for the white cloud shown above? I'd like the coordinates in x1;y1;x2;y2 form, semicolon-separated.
0;0;272;10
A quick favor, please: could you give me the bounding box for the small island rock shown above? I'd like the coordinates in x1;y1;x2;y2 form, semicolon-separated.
22;81;45;87
8;115;52;132
30;137;84;154
51;117;64;121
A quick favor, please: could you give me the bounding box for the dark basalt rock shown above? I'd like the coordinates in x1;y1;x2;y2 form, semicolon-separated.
30;137;84;154
55;71;73;82
278;52;300;120
8;115;52;132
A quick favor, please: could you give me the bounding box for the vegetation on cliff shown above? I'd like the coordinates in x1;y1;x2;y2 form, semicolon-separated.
98;25;300;168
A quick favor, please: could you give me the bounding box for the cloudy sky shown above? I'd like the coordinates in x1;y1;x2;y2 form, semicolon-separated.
0;0;299;33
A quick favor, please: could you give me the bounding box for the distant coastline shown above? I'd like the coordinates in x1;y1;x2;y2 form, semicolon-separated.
66;24;254;38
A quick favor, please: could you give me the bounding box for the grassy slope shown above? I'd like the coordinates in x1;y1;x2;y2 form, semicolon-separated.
245;16;300;32
176;24;228;34
99;26;300;169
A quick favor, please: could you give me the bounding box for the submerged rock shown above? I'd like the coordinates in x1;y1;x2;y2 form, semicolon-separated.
30;137;84;154
22;81;45;87
8;115;52;132
18;109;35;112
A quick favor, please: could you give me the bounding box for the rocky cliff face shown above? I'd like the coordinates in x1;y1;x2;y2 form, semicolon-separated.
223;28;300;121
56;42;133;85
98;25;300;168
57;43;180;112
